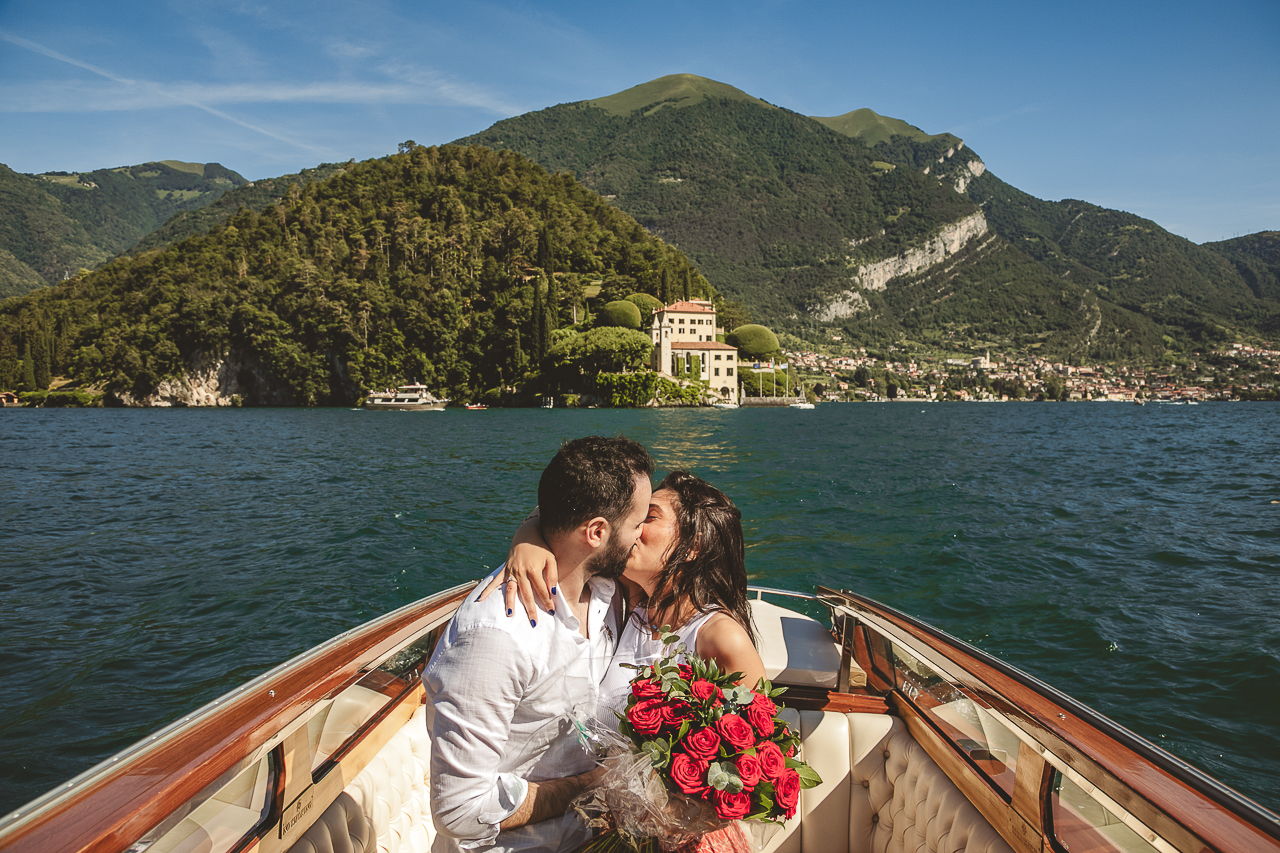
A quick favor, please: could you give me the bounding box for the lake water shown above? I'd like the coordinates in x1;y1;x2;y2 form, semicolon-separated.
1;403;1278;817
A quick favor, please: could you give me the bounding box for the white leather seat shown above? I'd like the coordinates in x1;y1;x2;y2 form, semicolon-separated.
763;711;1012;853
344;704;434;853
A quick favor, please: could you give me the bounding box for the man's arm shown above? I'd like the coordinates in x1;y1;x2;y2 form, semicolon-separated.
425;623;532;846
499;766;606;830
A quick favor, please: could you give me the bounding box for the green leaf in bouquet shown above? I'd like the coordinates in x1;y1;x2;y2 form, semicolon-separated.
725;684;755;706
675;720;691;743
784;758;823;789
707;761;744;793
640;737;671;769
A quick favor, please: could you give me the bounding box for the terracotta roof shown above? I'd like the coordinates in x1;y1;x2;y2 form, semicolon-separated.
671;341;738;351
660;301;715;313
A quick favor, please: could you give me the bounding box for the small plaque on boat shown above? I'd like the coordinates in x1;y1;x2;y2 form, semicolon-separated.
281;786;316;841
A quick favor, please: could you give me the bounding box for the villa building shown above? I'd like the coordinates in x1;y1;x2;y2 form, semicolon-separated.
649;300;739;404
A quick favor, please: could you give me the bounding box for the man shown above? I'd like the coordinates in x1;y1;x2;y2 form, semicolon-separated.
424;436;654;853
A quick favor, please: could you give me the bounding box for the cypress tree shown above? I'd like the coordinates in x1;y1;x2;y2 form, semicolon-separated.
546;272;560;331
683;269;692;301
531;279;545;362
32;331;51;389
660;268;673;305
21;343;36;391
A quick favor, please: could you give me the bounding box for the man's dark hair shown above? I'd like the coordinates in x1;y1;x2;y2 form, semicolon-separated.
538;436;654;539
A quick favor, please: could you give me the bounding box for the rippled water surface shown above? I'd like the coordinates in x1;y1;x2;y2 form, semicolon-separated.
1;403;1278;815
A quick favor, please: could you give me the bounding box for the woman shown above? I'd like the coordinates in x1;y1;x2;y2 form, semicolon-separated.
484;469;766;717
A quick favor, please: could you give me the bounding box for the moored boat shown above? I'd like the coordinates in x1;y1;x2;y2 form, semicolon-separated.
1;584;1276;853
789;401;815;409
363;384;448;411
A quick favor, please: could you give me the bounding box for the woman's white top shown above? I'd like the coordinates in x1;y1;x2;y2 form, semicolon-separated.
595;607;721;728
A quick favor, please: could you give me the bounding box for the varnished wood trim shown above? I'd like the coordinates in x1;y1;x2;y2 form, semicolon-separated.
780;686;889;714
893;693;1042;853
822;588;1280;853
1011;740;1046;829
0;584;473;853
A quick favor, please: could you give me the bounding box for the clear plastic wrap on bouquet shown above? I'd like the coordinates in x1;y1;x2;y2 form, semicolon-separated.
569;717;767;853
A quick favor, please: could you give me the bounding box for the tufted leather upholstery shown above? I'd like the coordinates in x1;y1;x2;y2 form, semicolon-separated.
763;712;1012;853
343;704;435;853
286;792;373;853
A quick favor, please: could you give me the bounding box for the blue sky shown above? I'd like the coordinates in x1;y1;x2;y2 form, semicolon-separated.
1;0;1276;244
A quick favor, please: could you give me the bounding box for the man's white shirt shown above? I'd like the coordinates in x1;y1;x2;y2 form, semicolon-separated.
424;568;618;853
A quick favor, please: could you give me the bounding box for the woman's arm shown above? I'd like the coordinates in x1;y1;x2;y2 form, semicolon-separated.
476;507;558;624
696;613;767;689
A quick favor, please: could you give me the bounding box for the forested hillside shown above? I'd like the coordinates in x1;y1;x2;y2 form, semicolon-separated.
0;161;247;298
0;145;710;405
1203;232;1280;306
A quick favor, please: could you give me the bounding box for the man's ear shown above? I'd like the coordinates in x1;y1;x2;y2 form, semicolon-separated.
583;516;609;549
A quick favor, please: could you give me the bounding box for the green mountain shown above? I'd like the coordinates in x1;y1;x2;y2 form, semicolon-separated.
456;81;979;331
455;74;1279;357
0;160;248;298
0;145;710;405
1203;232;1280;306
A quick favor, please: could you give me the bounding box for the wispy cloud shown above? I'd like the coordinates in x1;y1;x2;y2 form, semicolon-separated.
0;29;332;154
0;29;520;117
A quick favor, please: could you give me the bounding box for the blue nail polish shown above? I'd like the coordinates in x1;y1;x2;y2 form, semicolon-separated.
530;619;537;628
507;608;513;617
549;608;556;616
551;586;558;596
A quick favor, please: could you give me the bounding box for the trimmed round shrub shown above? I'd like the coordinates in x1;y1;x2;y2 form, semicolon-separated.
725;324;779;357
624;293;664;316
596;300;643;330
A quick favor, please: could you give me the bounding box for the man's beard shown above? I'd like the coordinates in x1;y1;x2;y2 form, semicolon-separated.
584;533;632;580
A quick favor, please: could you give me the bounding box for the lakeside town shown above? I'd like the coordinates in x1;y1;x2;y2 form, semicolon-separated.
781;342;1280;403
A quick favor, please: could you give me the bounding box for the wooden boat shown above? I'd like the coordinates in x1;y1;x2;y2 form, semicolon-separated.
2;584;1277;853
363;384;449;411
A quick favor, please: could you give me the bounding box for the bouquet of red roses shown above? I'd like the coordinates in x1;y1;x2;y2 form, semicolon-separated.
572;630;821;853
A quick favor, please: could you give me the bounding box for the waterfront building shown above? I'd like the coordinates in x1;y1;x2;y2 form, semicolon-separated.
650;300;739;404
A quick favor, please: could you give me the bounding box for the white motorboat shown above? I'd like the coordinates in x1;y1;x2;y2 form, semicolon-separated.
363;384;448;411
1;584;1276;853
789;401;815;409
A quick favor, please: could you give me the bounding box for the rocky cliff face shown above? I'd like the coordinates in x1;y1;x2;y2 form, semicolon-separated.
812;211;991;321
952;159;987;194
107;350;292;407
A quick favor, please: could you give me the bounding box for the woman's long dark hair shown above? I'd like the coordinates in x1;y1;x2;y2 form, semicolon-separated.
641;470;756;646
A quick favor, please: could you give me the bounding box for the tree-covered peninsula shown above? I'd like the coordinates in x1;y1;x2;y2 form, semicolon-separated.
0;145;715;406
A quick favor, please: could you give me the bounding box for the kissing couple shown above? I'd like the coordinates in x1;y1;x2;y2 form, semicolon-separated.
423;435;766;853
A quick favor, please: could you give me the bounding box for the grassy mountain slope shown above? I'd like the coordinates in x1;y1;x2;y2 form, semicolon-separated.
0;145;708;404
0;160;247;297
457;89;977;324
588;73;774;116
812;108;951;148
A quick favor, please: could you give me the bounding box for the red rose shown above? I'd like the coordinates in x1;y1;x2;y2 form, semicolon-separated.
670;752;710;797
682;725;722;761
774;768;801;817
661;700;693;729
690;679;722;704
747;693;777;737
627;698;665;736
735;753;762;790
678;663;695;681
756;741;786;780
712;789;751;820
716;714;756;751
632;678;664;701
